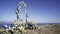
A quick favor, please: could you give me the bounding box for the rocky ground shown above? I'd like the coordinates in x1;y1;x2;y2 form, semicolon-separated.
0;24;60;34
25;24;60;34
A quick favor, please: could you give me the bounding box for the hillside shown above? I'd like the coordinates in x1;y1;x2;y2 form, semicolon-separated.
25;24;60;34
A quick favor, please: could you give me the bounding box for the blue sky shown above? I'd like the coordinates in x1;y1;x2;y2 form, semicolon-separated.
0;0;60;23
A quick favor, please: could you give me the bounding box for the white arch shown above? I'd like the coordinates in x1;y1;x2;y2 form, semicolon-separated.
16;1;28;22
17;1;27;10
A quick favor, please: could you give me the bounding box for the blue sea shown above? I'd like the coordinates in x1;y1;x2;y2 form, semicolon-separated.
0;21;60;29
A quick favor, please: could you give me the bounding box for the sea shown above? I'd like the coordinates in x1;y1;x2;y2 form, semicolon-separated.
0;21;60;29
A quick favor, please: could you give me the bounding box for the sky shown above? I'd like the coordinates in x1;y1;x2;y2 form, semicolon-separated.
0;0;60;23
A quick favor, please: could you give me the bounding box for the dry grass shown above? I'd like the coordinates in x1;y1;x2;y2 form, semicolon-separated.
25;24;60;34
